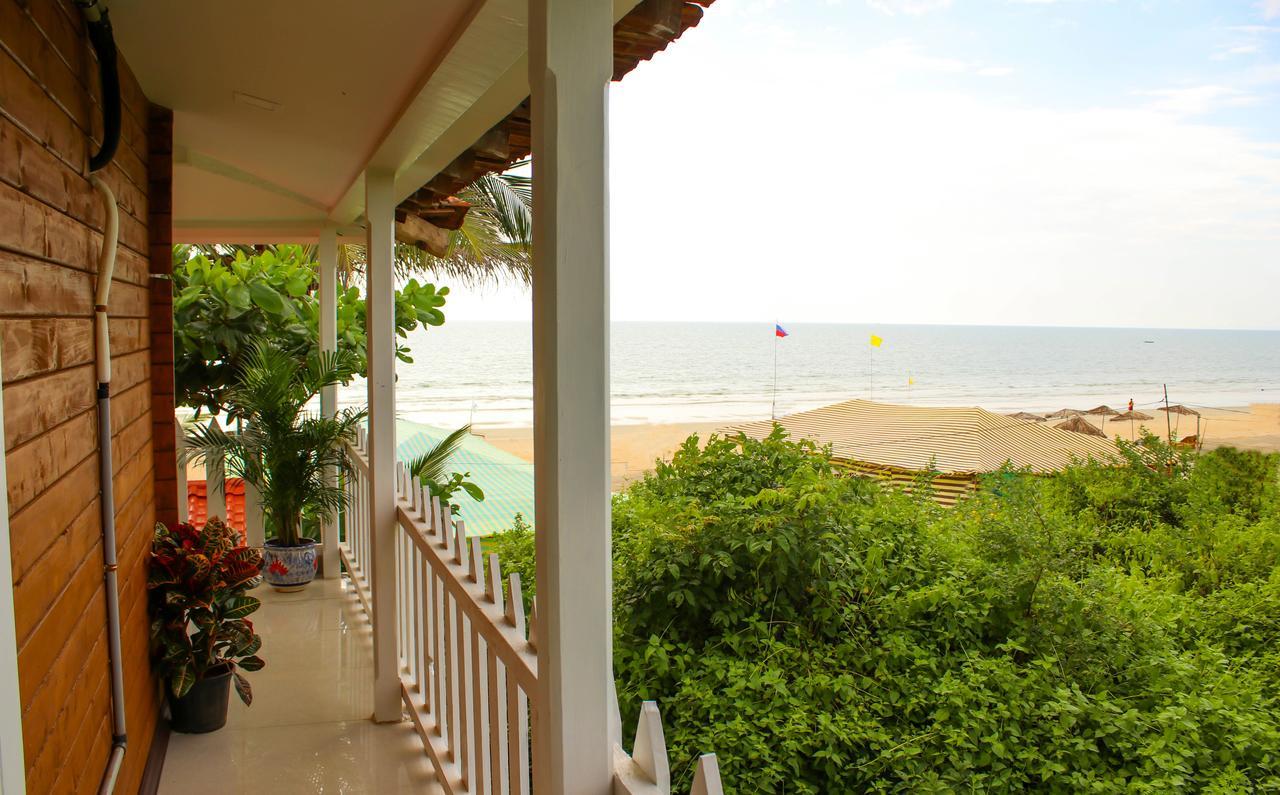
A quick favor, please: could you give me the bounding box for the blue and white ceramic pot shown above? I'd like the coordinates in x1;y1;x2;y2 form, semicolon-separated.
262;539;319;591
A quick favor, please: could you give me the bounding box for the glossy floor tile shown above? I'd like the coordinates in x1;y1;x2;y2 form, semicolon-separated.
158;576;442;794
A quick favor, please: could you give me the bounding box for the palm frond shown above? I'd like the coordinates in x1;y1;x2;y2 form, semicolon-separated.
407;425;473;485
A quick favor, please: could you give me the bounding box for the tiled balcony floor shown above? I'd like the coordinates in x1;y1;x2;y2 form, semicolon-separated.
158;576;442;794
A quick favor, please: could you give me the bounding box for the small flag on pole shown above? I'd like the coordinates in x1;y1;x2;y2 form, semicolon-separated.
869;333;883;348
775;323;789;338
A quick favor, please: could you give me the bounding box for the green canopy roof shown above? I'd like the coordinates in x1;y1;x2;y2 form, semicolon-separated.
395;420;534;537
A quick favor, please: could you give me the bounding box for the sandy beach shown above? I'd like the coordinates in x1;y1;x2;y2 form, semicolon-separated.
476;421;724;490
474;403;1280;489
1099;403;1280;452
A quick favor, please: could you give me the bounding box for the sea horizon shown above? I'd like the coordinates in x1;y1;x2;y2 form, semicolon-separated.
334;321;1280;429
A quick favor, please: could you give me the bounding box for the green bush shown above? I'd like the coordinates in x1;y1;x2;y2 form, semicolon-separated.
496;430;1280;791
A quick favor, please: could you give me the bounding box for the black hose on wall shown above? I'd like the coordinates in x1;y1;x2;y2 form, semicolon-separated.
76;0;120;172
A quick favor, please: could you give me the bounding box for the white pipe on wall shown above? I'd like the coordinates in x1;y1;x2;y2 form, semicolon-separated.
88;174;127;795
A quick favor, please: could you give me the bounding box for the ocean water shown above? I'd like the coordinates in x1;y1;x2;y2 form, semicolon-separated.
335;322;1280;428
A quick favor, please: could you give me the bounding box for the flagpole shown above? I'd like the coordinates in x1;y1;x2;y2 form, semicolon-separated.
772;327;778;420
869;345;874;402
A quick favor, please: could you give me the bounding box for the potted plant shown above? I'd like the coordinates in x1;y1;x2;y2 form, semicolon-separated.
185;341;366;590
148;518;264;733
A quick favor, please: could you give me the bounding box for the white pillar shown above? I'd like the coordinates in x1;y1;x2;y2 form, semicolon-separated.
204;418;227;521
175;417;189;523
243;472;265;548
529;0;614;791
365;169;401;722
0;348;28;794
318;225;341;578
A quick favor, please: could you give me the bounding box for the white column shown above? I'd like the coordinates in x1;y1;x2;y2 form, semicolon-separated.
365;169;401;722
0;348;27;794
175;417;189;523
318;225;341;578
243;472;265;548
204;418;227;521
529;0;614;791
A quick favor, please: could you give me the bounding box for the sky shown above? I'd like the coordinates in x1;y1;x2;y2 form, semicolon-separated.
444;0;1280;330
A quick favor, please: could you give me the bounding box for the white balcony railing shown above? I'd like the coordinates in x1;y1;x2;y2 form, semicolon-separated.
338;427;723;794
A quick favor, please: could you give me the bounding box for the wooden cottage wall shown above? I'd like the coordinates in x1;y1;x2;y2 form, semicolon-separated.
0;1;165;791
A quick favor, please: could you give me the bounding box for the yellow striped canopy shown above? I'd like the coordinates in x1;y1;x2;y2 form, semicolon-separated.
726;400;1118;476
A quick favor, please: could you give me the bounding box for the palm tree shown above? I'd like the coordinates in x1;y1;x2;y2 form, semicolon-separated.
186;165;532;287
183;342;367;548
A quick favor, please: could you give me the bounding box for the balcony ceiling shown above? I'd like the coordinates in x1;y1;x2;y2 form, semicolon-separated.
110;0;526;241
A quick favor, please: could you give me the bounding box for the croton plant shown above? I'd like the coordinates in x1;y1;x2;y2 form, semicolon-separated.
148;518;265;705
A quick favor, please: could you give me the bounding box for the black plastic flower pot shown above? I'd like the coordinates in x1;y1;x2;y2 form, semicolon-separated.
169;665;233;734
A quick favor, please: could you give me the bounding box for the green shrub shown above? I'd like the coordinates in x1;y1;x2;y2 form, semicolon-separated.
495;430;1280;791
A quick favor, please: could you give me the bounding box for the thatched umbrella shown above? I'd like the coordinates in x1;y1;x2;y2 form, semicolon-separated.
1045;408;1082;419
1006;412;1046;422
1055;415;1107;438
1159;404;1201;441
1084;405;1120;436
1112;409;1153;439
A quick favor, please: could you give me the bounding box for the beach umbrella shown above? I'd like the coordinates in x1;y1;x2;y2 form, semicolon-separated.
1055;415;1107;438
1005;412;1046;422
1045;408;1083;419
1112;410;1153;422
1159;404;1201;441
1083;405;1120;436
1111;410;1153;439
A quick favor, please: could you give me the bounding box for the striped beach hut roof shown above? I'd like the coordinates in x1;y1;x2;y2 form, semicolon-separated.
726;400;1118;475
395;420;534;537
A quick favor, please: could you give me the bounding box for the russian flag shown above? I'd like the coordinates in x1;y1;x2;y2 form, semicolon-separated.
775;323;789;338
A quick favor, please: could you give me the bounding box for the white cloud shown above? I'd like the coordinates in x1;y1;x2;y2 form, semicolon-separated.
864;38;969;72
866;0;952;16
1213;43;1261;59
1261;0;1280;21
1137;85;1257;116
862;40;1014;79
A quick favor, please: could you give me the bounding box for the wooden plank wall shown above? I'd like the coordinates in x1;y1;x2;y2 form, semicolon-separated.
0;1;161;792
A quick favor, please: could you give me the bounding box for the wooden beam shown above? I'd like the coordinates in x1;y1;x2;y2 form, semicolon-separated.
394;213;452;258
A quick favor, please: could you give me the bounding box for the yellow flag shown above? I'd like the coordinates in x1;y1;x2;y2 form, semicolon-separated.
870;334;883;348
908;375;915;385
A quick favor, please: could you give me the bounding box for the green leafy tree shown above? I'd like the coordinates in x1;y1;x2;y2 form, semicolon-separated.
172;245;446;417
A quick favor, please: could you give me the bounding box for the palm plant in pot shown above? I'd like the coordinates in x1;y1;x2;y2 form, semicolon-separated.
185;341;366;591
149;518;264;733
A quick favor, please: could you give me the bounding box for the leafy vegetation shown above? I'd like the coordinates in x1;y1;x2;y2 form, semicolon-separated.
406;424;485;516
173;245;447;416
182;342;366;547
148;518;265;704
497;429;1280;792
